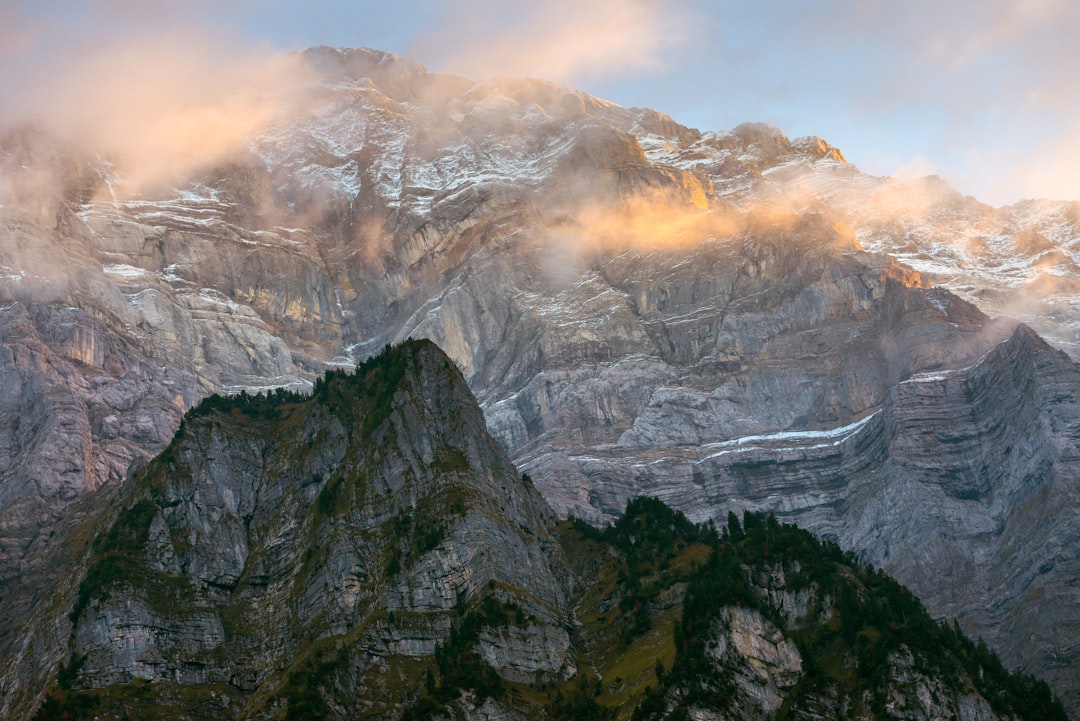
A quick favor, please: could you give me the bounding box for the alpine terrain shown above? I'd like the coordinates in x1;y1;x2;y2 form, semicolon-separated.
0;47;1078;717
19;340;1072;720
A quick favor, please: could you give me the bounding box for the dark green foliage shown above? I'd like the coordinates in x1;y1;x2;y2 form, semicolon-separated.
724;511;742;541
70;499;157;624
31;654;98;721
315;476;346;517
400;593;538;717
408;594;513;711
185;385;307;421
280;646;351;720
432;445;470;474
183;339;426;437
56;652;87;690
594;497;714;645
414;520;447;556
549;676;614;721
392;510;412;537
30;690;100;721
603;497;711;552
610;500;1069;721
322;341;412;436
400;694;446;721
387;509;449;570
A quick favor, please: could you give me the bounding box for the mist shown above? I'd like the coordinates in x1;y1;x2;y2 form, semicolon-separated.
1;26;314;197
412;0;687;85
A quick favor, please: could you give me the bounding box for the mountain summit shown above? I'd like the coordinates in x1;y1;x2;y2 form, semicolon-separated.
1;47;1079;716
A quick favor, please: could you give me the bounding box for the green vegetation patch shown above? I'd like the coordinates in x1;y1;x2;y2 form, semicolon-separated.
70;499;157;625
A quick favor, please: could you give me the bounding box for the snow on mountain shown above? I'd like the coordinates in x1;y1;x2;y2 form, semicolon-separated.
3;46;1080;717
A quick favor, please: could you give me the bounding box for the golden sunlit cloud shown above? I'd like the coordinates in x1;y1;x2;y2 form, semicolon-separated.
7;29;314;195
0;7;37;58
961;127;1080;204
414;0;687;84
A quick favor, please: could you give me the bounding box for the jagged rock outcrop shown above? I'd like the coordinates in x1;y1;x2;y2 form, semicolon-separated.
0;300;190;673
16;376;1070;720
9;341;573;719
2;46;1080;716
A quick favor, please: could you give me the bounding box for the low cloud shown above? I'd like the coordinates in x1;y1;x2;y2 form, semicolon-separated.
549;193;737;254
0;6;37;59
2;24;313;196
413;0;687;85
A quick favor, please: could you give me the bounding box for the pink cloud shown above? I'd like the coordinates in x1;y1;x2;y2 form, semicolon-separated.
5;28;314;194
413;0;687;84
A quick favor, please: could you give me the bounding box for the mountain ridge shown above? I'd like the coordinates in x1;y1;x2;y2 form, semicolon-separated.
21;340;1070;721
1;45;1079;715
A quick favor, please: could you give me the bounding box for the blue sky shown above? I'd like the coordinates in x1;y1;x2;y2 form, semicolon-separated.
3;0;1078;205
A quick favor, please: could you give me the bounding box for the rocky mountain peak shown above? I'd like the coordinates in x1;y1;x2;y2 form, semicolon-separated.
790;134;848;162
3;43;1080;718
20;342;1070;721
10;340;573;718
732;120;792;161
302;45;430;89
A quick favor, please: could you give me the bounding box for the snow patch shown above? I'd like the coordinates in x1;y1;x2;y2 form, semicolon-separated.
103;264;149;278
221;376;314;395
158;264;185;284
127;289;158;310
198;288;243;311
696;411;881;463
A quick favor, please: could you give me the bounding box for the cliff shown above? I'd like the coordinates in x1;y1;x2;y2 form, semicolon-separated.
18;342;1068;721
2;48;1079;715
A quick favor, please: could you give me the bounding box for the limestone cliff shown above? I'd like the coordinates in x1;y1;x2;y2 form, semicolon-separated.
14;340;571;719
19;344;1069;721
2;47;1079;715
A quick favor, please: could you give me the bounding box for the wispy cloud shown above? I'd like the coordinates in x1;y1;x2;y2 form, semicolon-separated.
786;0;1080;202
4;0;1079;205
2;25;313;194
412;0;688;85
0;6;37;58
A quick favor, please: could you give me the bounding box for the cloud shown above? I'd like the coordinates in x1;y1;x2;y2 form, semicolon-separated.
0;6;37;58
2;27;313;195
411;0;688;85
960;123;1080;204
741;0;1080;204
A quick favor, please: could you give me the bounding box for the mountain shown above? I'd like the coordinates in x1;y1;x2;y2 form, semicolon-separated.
1;46;1079;715
16;340;1069;720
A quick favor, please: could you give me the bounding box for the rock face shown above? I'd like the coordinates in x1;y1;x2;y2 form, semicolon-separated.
12;340;573;719
14;364;1070;720
706;606;804;714
1;47;1079;715
0;301;190;678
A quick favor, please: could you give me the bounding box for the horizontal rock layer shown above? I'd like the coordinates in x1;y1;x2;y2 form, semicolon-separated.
1;46;1078;716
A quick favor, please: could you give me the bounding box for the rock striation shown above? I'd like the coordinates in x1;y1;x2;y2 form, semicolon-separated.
15;346;1070;720
1;46;1079;715
10;340;573;719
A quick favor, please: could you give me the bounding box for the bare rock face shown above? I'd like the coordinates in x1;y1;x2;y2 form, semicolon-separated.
12;387;1065;720
2;47;1079;715
706;607;804;714
5;341;572;719
0;301;190;669
476;624;575;683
